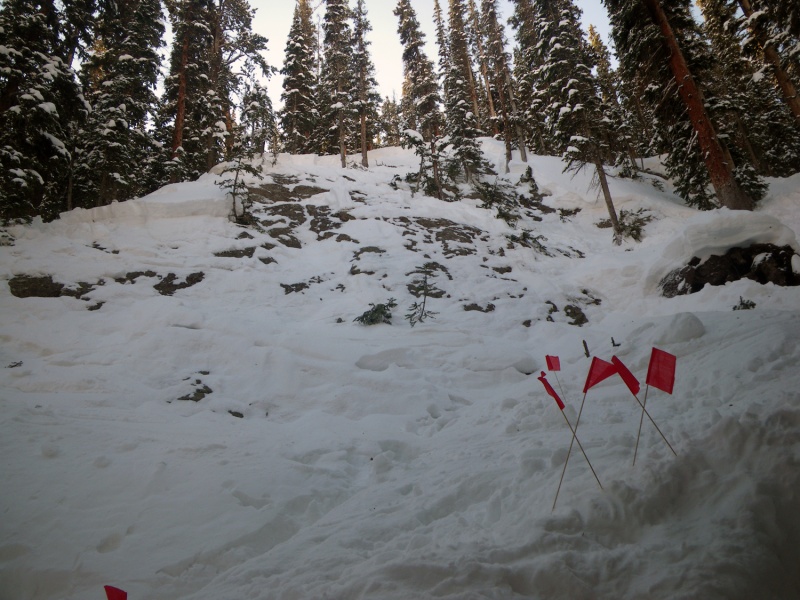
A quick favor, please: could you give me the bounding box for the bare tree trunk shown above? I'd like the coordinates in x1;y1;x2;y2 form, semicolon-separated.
468;0;498;133
360;112;368;168
643;0;753;210
595;158;622;245
170;26;190;183
504;69;528;163
737;0;800;122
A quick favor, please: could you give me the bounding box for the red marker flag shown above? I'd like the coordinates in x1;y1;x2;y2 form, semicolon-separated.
104;586;127;600
611;356;640;396
545;355;561;371
646;348;676;394
538;371;565;410
583;357;618;393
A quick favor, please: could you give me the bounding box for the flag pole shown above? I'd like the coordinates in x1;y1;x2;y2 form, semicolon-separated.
629;387;676;460
633;385;649;466
552;391;584;510
553;404;603;511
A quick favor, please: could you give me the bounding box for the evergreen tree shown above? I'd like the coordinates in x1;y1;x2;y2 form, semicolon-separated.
481;0;528;170
733;0;800;123
509;0;550;154
437;0;486;184
698;0;800;176
279;0;317;154
74;0;164;208
157;0;216;183
351;0;380;167
395;0;444;198
534;0;623;243
603;0;758;210
316;0;353;167
466;0;497;134
0;0;88;222
379;94;402;147
241;80;276;157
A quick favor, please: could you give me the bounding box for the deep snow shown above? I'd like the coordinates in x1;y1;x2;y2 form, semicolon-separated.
1;140;800;599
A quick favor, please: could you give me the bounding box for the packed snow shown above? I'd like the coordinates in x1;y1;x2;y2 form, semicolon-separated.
2;140;800;599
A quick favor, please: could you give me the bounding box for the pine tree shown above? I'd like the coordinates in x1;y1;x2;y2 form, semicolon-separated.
157;0;216;183
534;0;623;243
74;0;164;208
241;81;276;157
603;0;758;210
698;0;800;176
438;0;486;184
279;0;318;154
351;0;380;167
734;0;800;123
0;0;88;222
481;0;528;171
466;0;497;134
379;95;402;147
509;0;550;154
395;0;444;198
316;0;353;167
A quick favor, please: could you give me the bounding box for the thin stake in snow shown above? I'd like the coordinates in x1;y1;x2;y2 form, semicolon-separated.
632;349;678;465
539;371;602;510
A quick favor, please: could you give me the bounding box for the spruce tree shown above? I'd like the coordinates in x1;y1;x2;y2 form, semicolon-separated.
534;0;623;243
0;0;87;222
351;0;380;167
157;0;216;183
395;0;444;198
481;0;528;171
279;0;318;154
509;0;550;154
698;0;800;176
603;0;758;210
467;0;497;134
438;0;486;184
379;95;402;147
734;0;800;123
316;0;353;167
75;0;164;208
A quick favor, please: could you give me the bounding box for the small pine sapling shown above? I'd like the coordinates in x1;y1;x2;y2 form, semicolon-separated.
406;264;439;327
218;137;263;224
354;298;398;325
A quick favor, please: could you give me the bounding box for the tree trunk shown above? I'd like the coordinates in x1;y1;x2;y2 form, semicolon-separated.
595;158;622;245
504;68;528;163
172;29;189;160
642;0;754;210
468;1;498;133
361;112;368;168
737;0;800;122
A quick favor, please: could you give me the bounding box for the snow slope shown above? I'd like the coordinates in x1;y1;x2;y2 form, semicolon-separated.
2;140;800;600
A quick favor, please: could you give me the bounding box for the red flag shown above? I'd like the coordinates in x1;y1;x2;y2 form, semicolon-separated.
538;371;564;410
611;356;640;396
104;586;127;600
545;355;561;371
583;357;618;393
646;347;676;394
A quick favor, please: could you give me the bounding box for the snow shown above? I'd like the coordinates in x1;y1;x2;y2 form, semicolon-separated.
2;140;800;599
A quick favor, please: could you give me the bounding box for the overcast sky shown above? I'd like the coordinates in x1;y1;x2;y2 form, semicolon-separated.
252;0;612;108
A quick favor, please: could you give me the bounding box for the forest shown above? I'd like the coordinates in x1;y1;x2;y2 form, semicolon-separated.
1;0;799;226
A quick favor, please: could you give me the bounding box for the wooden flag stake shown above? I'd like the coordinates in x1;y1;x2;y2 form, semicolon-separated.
552;404;603;511
632;385;677;465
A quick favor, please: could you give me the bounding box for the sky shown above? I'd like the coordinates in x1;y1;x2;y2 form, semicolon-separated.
253;0;613;109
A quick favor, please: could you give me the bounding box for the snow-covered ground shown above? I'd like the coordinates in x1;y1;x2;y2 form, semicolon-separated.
2;140;800;599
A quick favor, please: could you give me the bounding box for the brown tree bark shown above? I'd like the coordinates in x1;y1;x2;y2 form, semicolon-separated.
642;0;753;210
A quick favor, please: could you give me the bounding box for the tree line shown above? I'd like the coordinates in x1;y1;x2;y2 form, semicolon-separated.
1;0;799;226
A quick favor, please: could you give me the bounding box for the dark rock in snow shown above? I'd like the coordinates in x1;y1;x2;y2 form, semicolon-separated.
660;244;800;297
